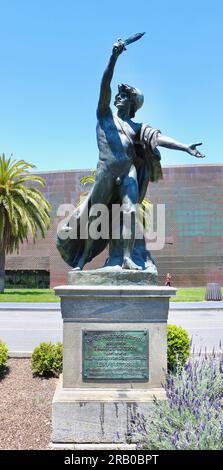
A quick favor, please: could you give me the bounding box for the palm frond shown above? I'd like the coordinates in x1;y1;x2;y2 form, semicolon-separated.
9;187;28;203
80;170;96;187
76;190;90;207
13;175;46;186
139;197;153;230
8;160;36;180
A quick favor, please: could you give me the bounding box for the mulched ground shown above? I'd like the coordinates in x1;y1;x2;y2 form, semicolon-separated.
0;359;58;450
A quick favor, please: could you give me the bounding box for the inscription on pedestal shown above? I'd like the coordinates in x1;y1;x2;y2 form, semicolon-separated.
82;330;149;381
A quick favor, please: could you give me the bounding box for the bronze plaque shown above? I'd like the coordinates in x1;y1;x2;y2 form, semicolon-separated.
82;330;148;380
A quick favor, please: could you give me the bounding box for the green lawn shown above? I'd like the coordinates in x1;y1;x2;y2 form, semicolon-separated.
171;287;216;302
0;287;222;303
0;289;59;302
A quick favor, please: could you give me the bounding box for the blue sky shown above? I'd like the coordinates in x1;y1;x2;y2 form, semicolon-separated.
0;0;222;171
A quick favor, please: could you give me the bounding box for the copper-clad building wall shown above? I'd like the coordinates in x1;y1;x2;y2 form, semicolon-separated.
6;165;223;287
149;164;223;286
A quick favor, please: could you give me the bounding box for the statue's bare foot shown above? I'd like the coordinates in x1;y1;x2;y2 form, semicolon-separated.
122;257;142;270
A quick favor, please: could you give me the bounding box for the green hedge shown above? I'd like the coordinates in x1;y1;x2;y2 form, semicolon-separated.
31;342;63;377
167;324;190;371
0;339;8;370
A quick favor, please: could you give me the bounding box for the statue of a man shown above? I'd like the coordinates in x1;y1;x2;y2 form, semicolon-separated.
57;37;204;271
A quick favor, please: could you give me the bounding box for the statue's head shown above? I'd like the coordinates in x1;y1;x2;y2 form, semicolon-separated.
114;83;144;118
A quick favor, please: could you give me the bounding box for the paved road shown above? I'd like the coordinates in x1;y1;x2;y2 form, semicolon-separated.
0;303;223;353
0;309;62;352
169;309;223;352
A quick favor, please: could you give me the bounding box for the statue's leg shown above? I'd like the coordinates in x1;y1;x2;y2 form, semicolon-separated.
72;170;114;270
119;165;142;270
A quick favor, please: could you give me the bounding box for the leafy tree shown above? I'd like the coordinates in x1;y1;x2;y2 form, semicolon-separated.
0;154;51;292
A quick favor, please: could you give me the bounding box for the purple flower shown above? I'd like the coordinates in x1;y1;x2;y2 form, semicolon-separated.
172;432;179;447
200;422;205;432
192;406;199;415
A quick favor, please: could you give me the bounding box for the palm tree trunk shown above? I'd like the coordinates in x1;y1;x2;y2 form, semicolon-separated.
0;246;5;293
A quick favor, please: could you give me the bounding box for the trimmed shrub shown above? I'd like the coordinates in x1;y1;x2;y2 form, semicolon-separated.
31;341;63;377
0;339;8;370
167;324;190;371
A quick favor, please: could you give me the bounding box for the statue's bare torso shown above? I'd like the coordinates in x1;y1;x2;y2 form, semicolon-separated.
97;110;141;177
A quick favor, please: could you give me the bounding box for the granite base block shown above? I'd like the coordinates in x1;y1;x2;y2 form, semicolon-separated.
52;377;166;444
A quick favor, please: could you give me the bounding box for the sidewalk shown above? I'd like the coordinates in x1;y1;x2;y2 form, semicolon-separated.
170;301;223;310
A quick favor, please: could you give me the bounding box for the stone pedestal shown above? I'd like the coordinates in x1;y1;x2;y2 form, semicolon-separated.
52;276;176;447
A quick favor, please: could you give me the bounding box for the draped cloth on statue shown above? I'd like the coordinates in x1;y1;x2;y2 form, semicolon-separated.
57;123;163;269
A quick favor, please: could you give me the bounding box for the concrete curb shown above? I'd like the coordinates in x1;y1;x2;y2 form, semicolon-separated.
0;303;60;311
8;351;32;358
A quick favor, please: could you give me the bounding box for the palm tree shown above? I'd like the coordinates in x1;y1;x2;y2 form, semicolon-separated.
0;154;51;292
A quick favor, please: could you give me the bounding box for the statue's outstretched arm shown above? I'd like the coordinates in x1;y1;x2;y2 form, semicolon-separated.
97;40;125;117
156;134;205;158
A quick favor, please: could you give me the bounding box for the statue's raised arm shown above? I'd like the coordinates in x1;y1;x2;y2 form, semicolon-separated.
96;39;125;118
96;33;145;117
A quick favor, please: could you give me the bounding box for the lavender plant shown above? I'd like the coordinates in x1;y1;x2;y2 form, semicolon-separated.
131;352;223;450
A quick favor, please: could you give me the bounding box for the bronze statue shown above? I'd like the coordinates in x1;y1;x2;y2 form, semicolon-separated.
57;34;204;272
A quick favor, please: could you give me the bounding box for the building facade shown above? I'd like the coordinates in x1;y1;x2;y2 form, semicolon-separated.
6;164;223;287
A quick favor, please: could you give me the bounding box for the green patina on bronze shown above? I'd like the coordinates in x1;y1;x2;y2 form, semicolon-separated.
82;330;148;381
